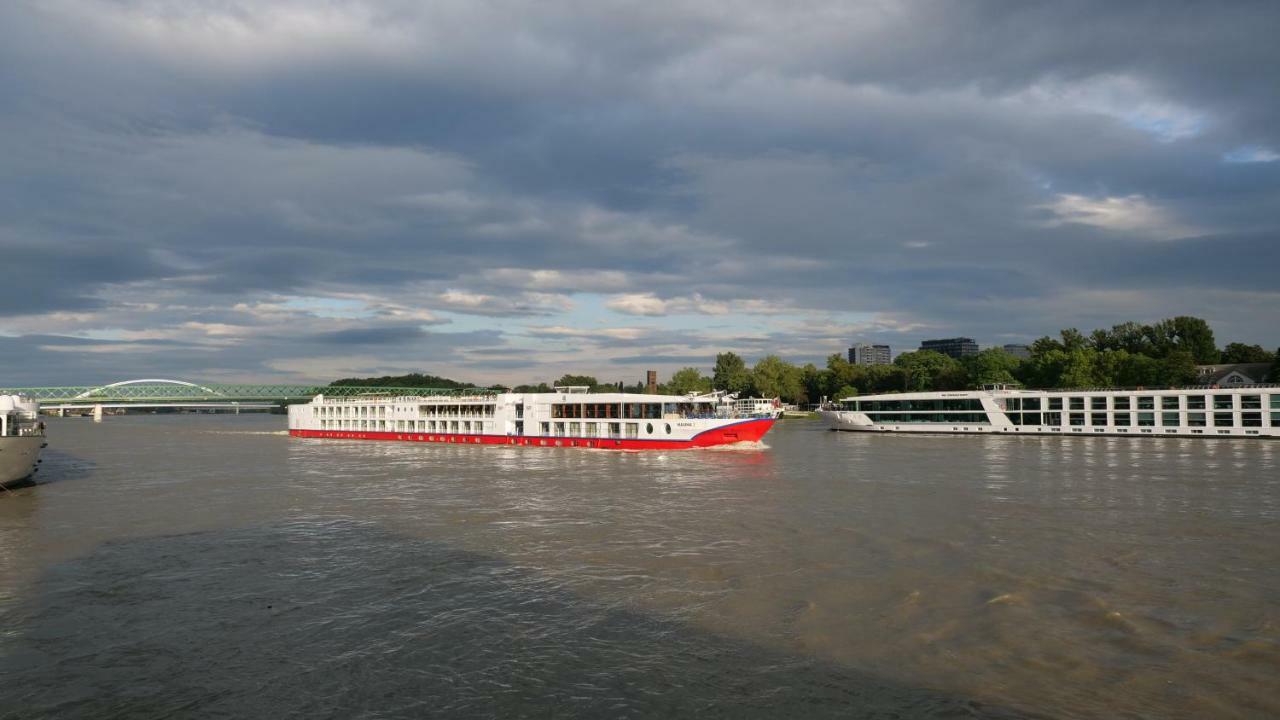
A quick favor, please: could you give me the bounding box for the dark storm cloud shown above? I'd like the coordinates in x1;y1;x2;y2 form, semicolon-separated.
308;325;430;346
1;0;1278;383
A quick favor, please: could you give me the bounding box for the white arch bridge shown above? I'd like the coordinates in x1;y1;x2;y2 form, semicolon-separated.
0;379;488;413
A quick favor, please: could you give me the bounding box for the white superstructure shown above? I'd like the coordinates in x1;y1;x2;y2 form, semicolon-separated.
289;387;777;450
1;395;45;486
820;385;1280;438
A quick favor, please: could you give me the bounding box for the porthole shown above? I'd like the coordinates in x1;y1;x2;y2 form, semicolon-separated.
665;423;672;434
646;423;654;434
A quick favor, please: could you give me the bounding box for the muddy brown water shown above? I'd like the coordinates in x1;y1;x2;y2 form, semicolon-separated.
1;415;1277;718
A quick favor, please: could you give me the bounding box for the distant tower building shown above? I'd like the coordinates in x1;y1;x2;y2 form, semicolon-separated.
1001;344;1031;360
919;337;979;359
645;370;658;394
848;343;891;365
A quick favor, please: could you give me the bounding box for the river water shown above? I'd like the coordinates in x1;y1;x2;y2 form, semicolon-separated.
1;415;1277;719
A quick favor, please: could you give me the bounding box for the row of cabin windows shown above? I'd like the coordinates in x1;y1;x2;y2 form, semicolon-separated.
853;399;983;412
865;413;989;424
551;403;714;419
315;404;498;418
1047;394;1272;411
417;404;495;417
853;394;1278;414
319;419;494;433
542;422;674;438
1049;412;1267;428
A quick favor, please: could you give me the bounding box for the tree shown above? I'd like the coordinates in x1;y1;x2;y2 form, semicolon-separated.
749;355;803;402
893;350;968;392
1056;348;1104;388
666;367;712;395
713;352;751;395
1220;343;1274;364
1159;350;1199;387
800;363;824;405
1059;328;1089;352
965;348;1021;386
554;374;600;389
1269;349;1280;382
1148;316;1219;363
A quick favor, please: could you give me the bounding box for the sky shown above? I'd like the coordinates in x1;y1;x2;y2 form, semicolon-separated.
2;0;1278;387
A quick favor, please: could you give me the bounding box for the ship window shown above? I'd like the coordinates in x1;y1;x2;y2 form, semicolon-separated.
1007;413;1021;425
625;423;639;438
569;422;580;435
609;423;621;438
646;423;653;434
1007;398;1022;411
1091;397;1107;410
554;422;565;436
1021;413;1041;425
1137;412;1155;427
540;422;550;435
1069;413;1085;426
1162;412;1179;426
1114;413;1129;426
1187;395;1205;410
665;423;672;434
1048;398;1063;410
1213;395;1234;410
1114;396;1131;410
1022;398;1041;411
1091;412;1107;426
1069;397;1085;410
1137;397;1154;410
1272;412;1280;426
1213;412;1234;427
1272;395;1280;409
1162;397;1179;410
1241;395;1261;410
1242;412;1262;427
1187;412;1206;427
583;424;596;437
1045;412;1062;425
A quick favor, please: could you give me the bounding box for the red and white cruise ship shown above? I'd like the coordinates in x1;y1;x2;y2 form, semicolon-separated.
288;386;777;450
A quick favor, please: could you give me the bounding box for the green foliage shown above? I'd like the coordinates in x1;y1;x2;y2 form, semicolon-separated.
1159;350;1199;387
964;348;1020;386
330;316;1260;401
1270;349;1280;382
749;355;804;402
665;367;712;395
894;350;967;391
554;374;600;389
1220;343;1274;364
712;352;751;395
330;372;471;389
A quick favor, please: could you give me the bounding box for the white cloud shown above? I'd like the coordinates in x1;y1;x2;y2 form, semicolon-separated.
1223;146;1280;163
1038;193;1202;240
605;292;791;317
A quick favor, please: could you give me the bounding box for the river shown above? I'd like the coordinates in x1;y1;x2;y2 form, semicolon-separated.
1;415;1277;718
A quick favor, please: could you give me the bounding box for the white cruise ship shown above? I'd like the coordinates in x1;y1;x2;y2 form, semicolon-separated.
289;387;776;450
1;395;46;487
820;385;1280;438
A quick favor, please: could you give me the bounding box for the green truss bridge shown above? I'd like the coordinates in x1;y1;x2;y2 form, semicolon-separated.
0;379;495;406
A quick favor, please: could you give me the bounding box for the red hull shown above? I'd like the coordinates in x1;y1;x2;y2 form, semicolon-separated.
289;417;775;451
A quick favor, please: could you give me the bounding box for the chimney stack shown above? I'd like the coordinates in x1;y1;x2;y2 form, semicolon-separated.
645;370;658;394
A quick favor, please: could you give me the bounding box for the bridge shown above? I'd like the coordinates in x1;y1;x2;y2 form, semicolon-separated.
0;379;495;416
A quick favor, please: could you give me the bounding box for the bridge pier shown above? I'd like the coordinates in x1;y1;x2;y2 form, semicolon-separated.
93;404;103;423
57;407;65;418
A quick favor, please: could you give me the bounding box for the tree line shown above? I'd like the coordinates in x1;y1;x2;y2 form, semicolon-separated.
332;316;1278;404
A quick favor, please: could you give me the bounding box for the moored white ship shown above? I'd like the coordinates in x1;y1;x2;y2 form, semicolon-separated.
821;384;1280;438
1;395;46;487
289;387;776;450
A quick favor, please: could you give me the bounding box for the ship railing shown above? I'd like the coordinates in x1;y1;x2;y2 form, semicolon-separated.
1022;383;1279;392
